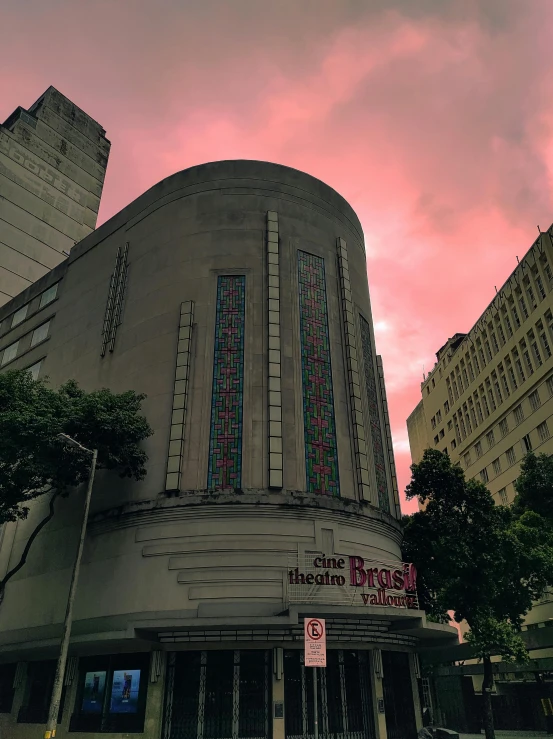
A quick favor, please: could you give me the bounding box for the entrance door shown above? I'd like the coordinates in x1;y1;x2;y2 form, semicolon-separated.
382;652;417;739
164;650;272;739
284;650;375;739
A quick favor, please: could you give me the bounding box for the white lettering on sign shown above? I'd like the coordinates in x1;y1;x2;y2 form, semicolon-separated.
304;618;326;668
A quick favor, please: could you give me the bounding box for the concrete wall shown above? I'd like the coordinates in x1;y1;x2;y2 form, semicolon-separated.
0;86;110;305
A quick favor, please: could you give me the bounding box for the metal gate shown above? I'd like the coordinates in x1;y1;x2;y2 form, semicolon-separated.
382;652;417;739
284;650;375;739
163;650;271;739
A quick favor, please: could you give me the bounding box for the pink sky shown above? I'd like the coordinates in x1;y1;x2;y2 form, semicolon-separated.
3;0;553;513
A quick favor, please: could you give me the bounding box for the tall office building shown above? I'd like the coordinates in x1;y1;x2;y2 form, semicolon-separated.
0;86;110;306
407;226;553;728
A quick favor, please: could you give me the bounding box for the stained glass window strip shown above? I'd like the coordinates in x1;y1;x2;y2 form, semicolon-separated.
207;276;246;489
298;251;340;496
360;316;390;512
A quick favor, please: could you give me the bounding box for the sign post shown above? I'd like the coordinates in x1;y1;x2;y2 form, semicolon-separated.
304;618;326;739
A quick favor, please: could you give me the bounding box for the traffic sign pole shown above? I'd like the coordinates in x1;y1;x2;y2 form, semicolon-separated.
313;666;318;739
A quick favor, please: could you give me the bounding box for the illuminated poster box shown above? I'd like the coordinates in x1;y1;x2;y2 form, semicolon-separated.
110;669;141;714
82;671;106;713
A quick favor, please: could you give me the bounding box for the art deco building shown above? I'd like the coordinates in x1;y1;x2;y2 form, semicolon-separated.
0;86;110;306
407;226;553;727
0;161;455;739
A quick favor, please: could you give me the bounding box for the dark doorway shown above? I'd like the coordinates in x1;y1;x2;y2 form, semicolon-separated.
164;650;271;739
382;651;417;739
284;650;375;739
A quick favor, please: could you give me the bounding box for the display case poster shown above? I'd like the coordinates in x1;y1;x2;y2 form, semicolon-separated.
82;671;107;713
109;669;141;713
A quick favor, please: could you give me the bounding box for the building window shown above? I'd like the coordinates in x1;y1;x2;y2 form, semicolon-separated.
506;358;518;391
464;452;472;468
475;441;483;458
529;390;541;411
512;305;521;329
431;416;436;429
25;360;43;381
11;304;28;328
497;323;506;345
514;404;525;425
531;339;543;367
493;378;503;405
436;409;442;423
522;434;533;452
18;660;65;724
440;429;445;438
31;321;50;347
492;457;502;475
69;653;149;733
491;333;499;353
447;420;453;431
506;446;516;466
433;435;439;445
481;391;490;417
499;418;509;437
500;372;510;398
526;284;537;309
0;663;16;713
451;439;457;449
39;283;58;309
538;421;550;443
547;376;553;397
486;429;495;448
504;313;513;337
539;325;552;358
545;261;553;282
480;468;489;484
444;400;450;414
498;488;508;505
536;275;546;300
476;399;484;423
522;347;534;376
484;341;492;362
519;296;529;320
1;340;18;366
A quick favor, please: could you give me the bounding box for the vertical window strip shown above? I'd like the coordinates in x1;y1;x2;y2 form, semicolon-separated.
267;212;283;488
207;276;246;489
298;251;340;496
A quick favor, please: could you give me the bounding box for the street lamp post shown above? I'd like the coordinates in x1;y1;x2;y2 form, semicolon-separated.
43;434;97;739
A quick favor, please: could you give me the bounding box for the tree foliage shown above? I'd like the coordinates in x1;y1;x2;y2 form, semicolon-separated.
402;449;553;738
0;370;152;523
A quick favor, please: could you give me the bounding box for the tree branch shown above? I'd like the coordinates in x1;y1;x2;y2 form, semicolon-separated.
0;489;61;603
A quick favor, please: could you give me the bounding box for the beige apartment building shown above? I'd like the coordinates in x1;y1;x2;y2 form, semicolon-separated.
408;225;553;729
0;86;110;306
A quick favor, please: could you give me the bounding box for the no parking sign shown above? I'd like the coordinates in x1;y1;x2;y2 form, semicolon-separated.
304;618;326;667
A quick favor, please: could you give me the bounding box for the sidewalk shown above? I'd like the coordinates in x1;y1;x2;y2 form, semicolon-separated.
460;732;547;739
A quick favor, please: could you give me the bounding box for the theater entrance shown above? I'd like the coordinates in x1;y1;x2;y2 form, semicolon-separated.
163;650;272;739
283;650;375;739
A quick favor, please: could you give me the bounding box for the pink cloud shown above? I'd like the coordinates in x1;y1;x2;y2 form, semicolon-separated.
2;0;553;513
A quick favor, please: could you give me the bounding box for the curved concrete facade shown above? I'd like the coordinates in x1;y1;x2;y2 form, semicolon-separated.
0;161;455;738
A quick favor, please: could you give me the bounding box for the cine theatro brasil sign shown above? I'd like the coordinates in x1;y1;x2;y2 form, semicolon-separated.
288;554;418;610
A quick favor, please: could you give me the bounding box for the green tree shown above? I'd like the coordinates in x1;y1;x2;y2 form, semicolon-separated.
402;449;553;739
512;451;553;521
0;369;152;602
